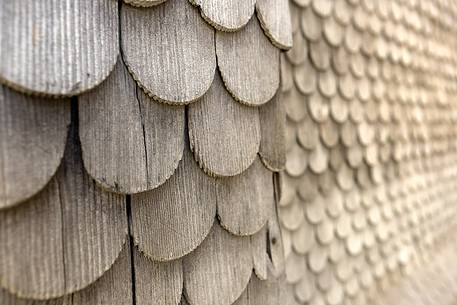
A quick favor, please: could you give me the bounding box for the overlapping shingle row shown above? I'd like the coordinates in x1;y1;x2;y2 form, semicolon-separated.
280;0;457;304
0;0;292;304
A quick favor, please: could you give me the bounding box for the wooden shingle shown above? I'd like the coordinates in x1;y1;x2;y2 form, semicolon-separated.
0;0;118;96
188;73;260;177
79;60;184;194
216;16;280;106
131;144;217;261
0;125;128;299
121;0;216;104
0;85;70;209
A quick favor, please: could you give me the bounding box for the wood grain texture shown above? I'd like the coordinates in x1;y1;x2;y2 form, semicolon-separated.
121;0;216;104
250;226;268;280
190;0;256;31
268;206;286;276
0;0;118;96
131;145;217;261
0;85;70;209
180;296;191;305
1;245;132;305
216;16;280;106
188;73;260;177
259;92;286;172
183;223;252;305
124;0;167;7
0;126;128;299
79;60;184;194
216;158;272;236
134;247;183;305
256;0;293;50
233;272;289;305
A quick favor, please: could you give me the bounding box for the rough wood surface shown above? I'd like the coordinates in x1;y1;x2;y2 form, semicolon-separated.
0;0;118;96
124;0;167;7
134;247;183;305
256;0;293;50
250;226;268;280
216;158;272;236
234;272;290;305
79;60;184;194
0;126;128;299
183;223;252;305
1;245;132;305
216;16;280;106
190;0;256;31
259;93;286;171
121;0;216;104
131;145;217;261
188;73;260;177
0;85;70;209
267;206;286;276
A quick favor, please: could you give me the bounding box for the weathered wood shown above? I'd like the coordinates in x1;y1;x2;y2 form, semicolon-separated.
0;125;128;299
292;218;316;255
297;117;319;150
308;92;329;123
250;226;268;280
300;7;322;41
124;0;167;7
319;120;339;148
134;247;183;305
190;0;256;31
284;86;308;123
79;60;184;194
285;251;306;284
216;16;280;106
183;223;252;305
233;271;284;305
259;93;287;171
297;171;318;202
279;198;304;231
293;57;317;95
318;70;337;98
295;268;315;303
285;143;308;177
308;140;329;174
285;32;307;66
309;39;331;71
256;0;293;50
1;245;133;305
121;0;216;104
267;198;286;276
281;58;294;92
131;145;216;261
330;95;349;123
0;0;118;96
188;73;260;177
0;85;70;209
323;17;343;47
308;244;328;273
180;296;191;305
216;158;272;236
312;0;333;17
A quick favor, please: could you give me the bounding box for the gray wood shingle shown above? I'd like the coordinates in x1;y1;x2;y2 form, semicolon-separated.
183;223;253;305
79;60;184;194
190;0;256;31
121;0;216;104
188;73;260;177
131;145;217;261
0;126;128;299
0;0;118;96
216;16;280;106
0;85;70;209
